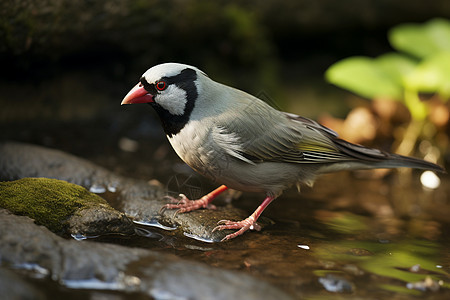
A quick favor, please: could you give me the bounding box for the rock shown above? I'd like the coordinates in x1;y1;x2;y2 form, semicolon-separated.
68;205;135;238
0;267;45;300
406;276;442;292
0;210;292;300
0;141;267;242
318;274;353;293
0;141;122;188
0;177;135;237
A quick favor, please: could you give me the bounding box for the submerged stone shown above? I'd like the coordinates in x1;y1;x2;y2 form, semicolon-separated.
0;267;45;300
318;274;354;293
0;210;292;300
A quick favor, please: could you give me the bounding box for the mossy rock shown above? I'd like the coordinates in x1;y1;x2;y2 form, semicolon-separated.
0;177;134;236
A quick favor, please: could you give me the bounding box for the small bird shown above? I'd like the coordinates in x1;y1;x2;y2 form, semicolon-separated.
122;63;444;241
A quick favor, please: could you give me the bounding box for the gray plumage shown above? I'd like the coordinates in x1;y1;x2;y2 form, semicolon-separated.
146;64;442;195
122;62;444;240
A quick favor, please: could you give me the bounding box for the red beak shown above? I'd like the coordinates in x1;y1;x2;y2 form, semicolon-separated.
121;83;154;105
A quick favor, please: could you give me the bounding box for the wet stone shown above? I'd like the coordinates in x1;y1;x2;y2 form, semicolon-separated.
0;267;45;300
68;205;135;238
0;141;267;242
318;274;354;293
406;276;442;292
0;177;135;237
0;210;292;300
0;141;120;188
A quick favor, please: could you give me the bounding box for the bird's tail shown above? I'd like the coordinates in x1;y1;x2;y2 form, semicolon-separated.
333;138;445;173
368;153;445;172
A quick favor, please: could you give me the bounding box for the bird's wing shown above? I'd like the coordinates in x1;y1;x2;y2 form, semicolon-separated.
285;112;392;162
212;100;355;164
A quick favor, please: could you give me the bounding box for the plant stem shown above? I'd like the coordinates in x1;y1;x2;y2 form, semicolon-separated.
395;119;424;157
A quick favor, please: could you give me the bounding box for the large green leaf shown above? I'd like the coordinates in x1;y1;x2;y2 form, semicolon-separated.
404;51;450;100
376;53;417;85
325;56;402;100
389;18;450;59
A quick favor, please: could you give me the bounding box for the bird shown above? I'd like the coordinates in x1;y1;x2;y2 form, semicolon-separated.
121;62;445;241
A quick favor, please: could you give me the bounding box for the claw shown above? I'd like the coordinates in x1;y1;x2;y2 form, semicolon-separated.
159;193;217;216
212;216;261;241
163;190;274;241
163;194;187;204
211;224;222;233
172;209;181;218
159;194;189;214
216;219;230;225
176;194;188;205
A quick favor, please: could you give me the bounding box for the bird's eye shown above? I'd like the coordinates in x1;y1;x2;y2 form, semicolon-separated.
156;80;167;91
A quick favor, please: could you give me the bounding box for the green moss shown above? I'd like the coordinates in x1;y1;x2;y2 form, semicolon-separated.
0;178;107;233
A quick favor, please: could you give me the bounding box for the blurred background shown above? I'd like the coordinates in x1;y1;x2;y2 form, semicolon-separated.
1;0;449;181
2;2;450;298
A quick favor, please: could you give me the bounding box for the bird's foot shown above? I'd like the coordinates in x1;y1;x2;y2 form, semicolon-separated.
160;194;217;216
212;216;261;242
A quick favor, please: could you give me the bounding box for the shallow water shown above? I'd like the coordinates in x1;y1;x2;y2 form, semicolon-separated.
91;168;450;299
2;99;449;298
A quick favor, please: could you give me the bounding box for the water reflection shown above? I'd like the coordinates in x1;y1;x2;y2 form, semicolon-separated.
110;169;449;298
313;209;448;295
133;219;177;231
183;232;216;243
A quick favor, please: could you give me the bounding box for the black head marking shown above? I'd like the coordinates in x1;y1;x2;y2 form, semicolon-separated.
148;68;198;137
140;77;157;95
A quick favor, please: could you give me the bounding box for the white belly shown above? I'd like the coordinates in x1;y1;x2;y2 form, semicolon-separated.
167;120;316;195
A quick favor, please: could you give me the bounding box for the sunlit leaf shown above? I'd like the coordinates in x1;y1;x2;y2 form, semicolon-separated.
325;57;402;100
404;51;450;100
389;18;450;59
376;53;417;84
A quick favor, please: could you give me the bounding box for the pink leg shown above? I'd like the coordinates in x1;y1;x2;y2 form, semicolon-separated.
213;195;275;242
161;185;228;215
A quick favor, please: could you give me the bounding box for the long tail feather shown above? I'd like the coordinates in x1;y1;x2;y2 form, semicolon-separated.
370;153;445;173
333;138;445;173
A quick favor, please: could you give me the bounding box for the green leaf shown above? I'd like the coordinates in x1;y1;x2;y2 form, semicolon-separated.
389;18;450;59
325;56;402;100
376;53;417;85
404;51;450;100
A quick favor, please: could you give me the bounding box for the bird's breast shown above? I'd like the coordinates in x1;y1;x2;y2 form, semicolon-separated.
167;121;223;177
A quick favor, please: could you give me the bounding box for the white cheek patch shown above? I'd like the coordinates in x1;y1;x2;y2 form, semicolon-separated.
157;85;187;116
